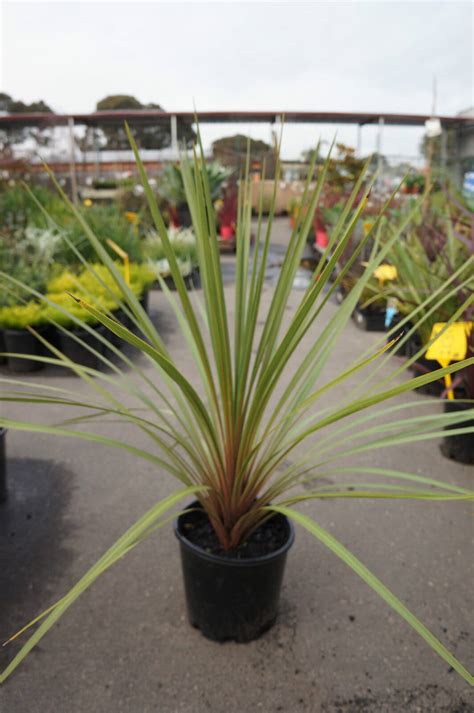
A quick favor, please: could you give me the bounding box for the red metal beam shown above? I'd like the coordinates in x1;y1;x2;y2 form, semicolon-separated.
0;110;469;129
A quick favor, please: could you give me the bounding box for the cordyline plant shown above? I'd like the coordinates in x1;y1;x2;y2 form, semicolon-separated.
0;126;473;685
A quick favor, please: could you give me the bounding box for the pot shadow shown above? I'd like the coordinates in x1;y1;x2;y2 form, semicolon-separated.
0;457;75;667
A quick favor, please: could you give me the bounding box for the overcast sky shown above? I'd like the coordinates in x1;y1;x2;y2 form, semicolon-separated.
1;1;472;160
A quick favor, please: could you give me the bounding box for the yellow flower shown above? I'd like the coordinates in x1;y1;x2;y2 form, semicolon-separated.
124;211;140;224
83;198;93;207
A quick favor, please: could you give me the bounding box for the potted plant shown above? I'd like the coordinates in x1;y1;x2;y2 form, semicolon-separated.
350;279;389;331
217;186;238;243
159;162;231;228
43;262;155;363
0;129;473;686
142;227;200;289
337;268;388;332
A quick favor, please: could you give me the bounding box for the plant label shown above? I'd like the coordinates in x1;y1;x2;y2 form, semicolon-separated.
426;322;472;368
106;239;131;285
425;322;473;400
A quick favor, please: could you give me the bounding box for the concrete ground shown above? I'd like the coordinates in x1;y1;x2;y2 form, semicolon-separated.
0;219;473;712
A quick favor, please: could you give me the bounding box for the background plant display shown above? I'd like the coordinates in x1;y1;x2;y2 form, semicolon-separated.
158;161;232;227
369;190;473;393
0;260;156;372
0;178;199;371
142;227;198;279
0;179;200;302
0;127;473;685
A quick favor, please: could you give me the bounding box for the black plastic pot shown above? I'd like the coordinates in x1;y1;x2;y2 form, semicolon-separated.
2;328;48;372
352;306;386;332
0;330;6;365
176;204;192;227
58;325;107;369
155;268;201;292
403;336;446;396
0;428;6;502
175;503;295;643
139;290;150;314
411;357;445;396
440;400;474;465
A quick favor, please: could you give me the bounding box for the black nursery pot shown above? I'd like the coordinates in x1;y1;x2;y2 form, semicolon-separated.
410;356;444;396
3;328;48;372
175;502;295;643
0;330;6;365
352;306;386;332
58;325;107;369
440;400;474;465
385;321;414;358
176;204;192;227
403;336;447;396
157;268;201;292
139;290;150;314
0;428;7;503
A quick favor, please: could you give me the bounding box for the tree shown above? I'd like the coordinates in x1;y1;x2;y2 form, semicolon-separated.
94;95;195;151
212;134;273;173
301;142;375;189
96;95;144;112
0;93;54;156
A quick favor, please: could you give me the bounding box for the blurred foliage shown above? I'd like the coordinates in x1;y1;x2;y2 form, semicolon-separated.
301;143;369;190
212;134;273;174
158;161;232;207
0;302;49;330
58;204;142;263
0;261;156;330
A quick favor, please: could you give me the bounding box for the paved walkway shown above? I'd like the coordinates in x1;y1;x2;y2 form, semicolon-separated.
1;219;472;712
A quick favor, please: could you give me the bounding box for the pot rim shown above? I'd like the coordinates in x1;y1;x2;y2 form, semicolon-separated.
58;323;106;336
174;501;295;567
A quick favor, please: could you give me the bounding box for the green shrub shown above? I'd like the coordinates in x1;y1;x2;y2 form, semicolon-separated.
128;263;156;293
0;302;47;330
159;162;231;206
47;270;82;294
78;262;154;300
54;204;143;264
143;226;197;264
44;292;118;329
0;225;61;305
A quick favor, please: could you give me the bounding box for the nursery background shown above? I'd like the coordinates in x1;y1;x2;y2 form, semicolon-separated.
0;1;473;712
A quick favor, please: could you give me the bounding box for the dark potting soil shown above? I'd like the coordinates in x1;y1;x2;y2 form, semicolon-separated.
179;508;289;560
